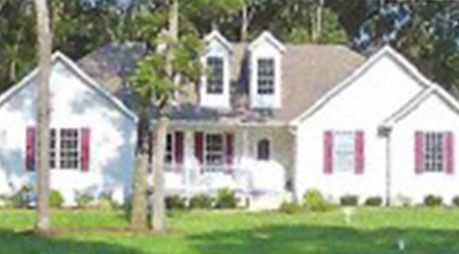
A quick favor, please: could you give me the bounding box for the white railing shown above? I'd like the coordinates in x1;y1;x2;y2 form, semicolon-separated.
163;164;254;193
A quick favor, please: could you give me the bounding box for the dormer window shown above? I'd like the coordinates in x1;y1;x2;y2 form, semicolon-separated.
257;58;275;95
206;57;224;94
200;30;232;108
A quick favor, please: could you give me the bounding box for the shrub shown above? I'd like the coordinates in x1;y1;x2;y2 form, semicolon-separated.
424;195;443;207
340;195;359;206
96;192;118;210
395;194;412;207
75;191;95;209
8;185;35;208
452;196;459;207
49;190;64;208
215;188;238;209
303;189;336;212
190;194;215;209
165;195;187;210
364;196;383;207
279;201;302;214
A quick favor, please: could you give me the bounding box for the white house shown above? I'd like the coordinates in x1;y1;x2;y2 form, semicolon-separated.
0;52;137;206
2;30;459;209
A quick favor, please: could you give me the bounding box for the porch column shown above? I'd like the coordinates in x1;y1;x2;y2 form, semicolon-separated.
183;130;194;192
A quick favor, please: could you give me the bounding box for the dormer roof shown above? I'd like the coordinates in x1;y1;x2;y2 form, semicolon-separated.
204;30;233;54
248;31;286;53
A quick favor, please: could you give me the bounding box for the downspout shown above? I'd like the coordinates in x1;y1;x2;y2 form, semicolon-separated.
288;125;299;203
379;125;393;206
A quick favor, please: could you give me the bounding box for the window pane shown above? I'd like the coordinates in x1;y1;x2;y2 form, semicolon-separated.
165;133;173;164
257;58;275;95
205;134;224;167
59;128;79;169
257;139;270;160
424;132;444;172
206;57;224;94
334;132;355;172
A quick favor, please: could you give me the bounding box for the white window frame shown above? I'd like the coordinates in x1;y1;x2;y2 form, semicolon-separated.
257;58;275;95
423;132;445;173
204;133;225;171
333;131;355;173
51;128;80;170
206;56;224;94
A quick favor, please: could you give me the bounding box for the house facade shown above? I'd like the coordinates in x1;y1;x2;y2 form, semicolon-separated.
1;30;459;208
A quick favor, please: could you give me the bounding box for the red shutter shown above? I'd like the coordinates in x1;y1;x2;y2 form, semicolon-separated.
355;131;364;175
445;132;454;175
194;132;204;164
324;131;333;174
415;132;424;175
174;131;184;172
80;128;90;172
25;127;36;171
225;133;234;174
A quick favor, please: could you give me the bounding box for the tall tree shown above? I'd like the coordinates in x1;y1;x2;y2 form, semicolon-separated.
34;0;52;233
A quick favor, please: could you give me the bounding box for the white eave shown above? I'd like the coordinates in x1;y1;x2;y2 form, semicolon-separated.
204;30;233;54
248;31;286;53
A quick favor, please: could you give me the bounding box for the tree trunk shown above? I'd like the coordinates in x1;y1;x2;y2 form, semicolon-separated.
150;113;168;230
312;0;324;42
241;1;248;42
34;0;52;234
130;116;149;231
150;0;178;231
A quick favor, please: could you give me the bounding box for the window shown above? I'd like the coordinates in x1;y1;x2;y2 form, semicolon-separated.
205;134;224;166
257;139;270;161
424;132;444;172
59;129;79;169
49;129;57;168
206;57;224;94
257;58;275;94
334;132;355;172
165;133;174;164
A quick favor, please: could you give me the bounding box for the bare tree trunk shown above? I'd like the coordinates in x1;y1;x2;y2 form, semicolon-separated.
34;0;52;234
151;113;168;230
312;0;324;42
241;1;248;42
150;0;178;231
130;116;149;231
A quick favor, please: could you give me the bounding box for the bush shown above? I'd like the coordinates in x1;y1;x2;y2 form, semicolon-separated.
96;192;117;210
190;194;215;209
165;195;187;210
452;196;459;207
279;201;302;214
395;194;412;207
75;191;95;209
303;189;336;212
364;196;383;207
215;188;238;209
424;195;443;207
340;195;358;206
49;190;64;208
7;185;36;208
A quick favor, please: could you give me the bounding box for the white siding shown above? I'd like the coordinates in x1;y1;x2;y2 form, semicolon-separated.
390;93;459;205
295;54;425;202
0;60;137;205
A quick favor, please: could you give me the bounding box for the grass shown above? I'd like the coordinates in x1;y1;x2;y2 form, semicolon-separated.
0;208;459;253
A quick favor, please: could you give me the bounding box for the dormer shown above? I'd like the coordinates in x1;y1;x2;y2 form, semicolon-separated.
248;31;285;109
199;30;232;108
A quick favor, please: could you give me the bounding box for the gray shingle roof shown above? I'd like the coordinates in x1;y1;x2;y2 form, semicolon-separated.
78;42;365;125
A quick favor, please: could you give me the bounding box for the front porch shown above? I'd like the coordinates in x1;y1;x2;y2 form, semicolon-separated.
159;125;295;209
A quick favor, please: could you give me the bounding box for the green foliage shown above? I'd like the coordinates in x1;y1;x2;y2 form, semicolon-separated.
49;190;64;208
75;191;95;209
279;201;302;214
452;196;459;207
424;195;443;207
165;195;187;210
189;194;215;209
340;195;359;206
303;189;336;212
215;188;238;209
364;196;383;207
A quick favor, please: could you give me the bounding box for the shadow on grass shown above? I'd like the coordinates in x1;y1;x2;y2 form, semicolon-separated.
0;229;143;254
189;225;459;254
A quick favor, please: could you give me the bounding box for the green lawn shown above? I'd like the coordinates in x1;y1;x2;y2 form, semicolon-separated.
0;208;459;253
